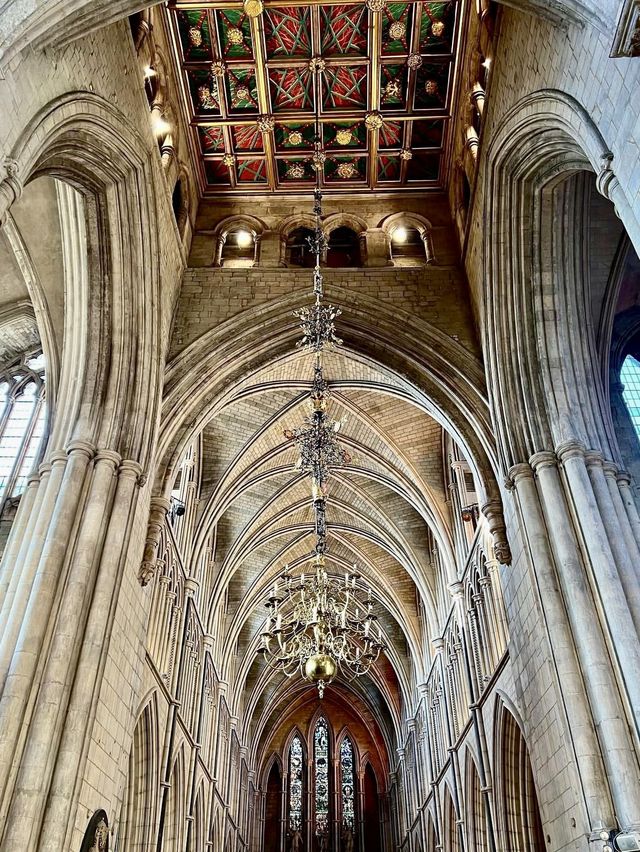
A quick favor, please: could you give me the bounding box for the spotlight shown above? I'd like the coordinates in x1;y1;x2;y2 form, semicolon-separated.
144;66;156;78
151;113;171;137
236;230;253;248
392;226;408;243
482;57;491;69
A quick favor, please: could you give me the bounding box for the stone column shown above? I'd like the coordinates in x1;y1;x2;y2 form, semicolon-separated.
364;228;391;267
0;449;120;850
585;451;640;634
531;452;636;829
39;459;144;851
617;471;640;549
257;230;285;267
557;441;640;738
507;461;615;832
0;440;94;808
0;471;39;608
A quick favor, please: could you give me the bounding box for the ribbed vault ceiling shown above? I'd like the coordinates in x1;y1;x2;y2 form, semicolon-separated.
188;345;460;755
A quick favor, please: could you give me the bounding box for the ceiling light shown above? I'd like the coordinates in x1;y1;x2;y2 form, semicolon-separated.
151;114;171;137
236;230;253;247
143;66;156;79
482;57;492;69
393;226;408;243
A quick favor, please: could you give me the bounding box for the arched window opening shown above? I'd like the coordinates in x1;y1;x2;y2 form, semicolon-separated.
326;227;361;267
286;227;316;268
172;178;188;237
499;707;545;852
426;812;438;852
264;761;282;852
221;228;256;267
363;763;381;852
444;789;460;852
390;225;427;264
468;757;488;852
620;354;640;440
340;736;356;833
314;716;330;839
288;735;304;834
0;350;46;510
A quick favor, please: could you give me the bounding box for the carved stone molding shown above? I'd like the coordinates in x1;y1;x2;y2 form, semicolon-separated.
481;498;512;565
138;496;171;585
611;0;640;57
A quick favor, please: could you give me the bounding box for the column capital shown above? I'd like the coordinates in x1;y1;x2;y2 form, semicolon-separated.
556;440;587;463
529;451;556;472
506;462;533;485
584;450;605;469
66;439;95;459
617;470;633;486
119;458;145;483
94;448;122;468
185;577;200;597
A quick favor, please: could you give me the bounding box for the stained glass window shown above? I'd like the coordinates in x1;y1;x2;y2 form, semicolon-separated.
621;354;640;440
314;716;330;838
288;735;304;832
0;351;46;505
340;737;356;831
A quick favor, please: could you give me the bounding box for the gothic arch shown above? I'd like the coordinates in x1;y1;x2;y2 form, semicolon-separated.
493;697;545;852
0;91;167;464
156;287;509;570
483;89;638;470
323;213;367;237
379;212;433;239
120;694;160;851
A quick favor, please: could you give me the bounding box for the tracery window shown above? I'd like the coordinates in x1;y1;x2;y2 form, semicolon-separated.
340;737;355;831
0;351;46;506
621;354;640;440
288;735;304;832
314;716;330;837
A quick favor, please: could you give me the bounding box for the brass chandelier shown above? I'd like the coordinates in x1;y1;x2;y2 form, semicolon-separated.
257;68;386;697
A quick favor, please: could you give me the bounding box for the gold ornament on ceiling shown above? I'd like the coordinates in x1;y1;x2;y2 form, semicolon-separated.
400;148;413;161
312;150;327;170
243;0;264;17
431;20;445;37
227;26;244;45
222;153;235;167
287;163;306;179
188;26;203;47
383;79;402;100
388;20;406;40
288;129;304;146
197;85;217;109
335;128;353;145
424;79;439;96
337;162;358;179
257;114;275;132
308;56;326;74
234;84;251;103
364;111;384;131
210;60;226;77
407;52;423;70
366;0;386;11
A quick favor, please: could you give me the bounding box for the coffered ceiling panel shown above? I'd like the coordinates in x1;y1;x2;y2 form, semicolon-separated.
168;0;463;194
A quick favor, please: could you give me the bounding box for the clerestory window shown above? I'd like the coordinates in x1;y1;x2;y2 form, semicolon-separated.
0;350;46;507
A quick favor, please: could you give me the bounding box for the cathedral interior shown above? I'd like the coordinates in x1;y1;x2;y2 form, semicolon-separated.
0;1;640;851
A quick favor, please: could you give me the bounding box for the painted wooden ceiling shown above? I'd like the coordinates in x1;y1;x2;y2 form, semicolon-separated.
169;0;462;195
